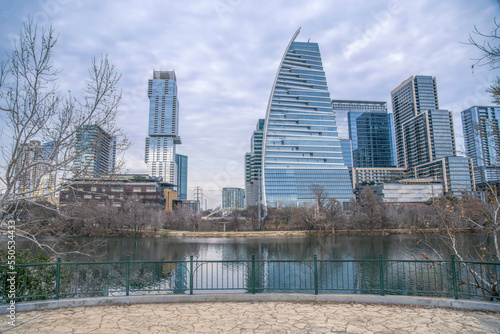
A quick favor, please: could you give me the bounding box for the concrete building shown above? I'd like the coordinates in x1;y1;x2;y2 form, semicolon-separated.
222;187;245;209
370;179;443;203
59;174;167;209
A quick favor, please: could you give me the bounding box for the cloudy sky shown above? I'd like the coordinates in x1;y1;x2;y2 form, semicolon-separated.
1;0;499;208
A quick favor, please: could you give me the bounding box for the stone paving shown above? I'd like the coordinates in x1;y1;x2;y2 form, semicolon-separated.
1;302;500;333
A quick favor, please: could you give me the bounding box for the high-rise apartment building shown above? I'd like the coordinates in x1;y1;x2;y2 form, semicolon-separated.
222;187;245;209
391;75;474;196
75;125;116;177
175;154;188;200
261;29;353;208
17;140;57;200
462;106;500;186
145;70;182;184
391;75;439;168
245;119;264;207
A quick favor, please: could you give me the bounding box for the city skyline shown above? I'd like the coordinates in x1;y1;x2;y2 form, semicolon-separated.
0;1;498;208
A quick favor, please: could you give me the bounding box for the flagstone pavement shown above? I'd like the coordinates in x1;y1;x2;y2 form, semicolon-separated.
2;301;500;333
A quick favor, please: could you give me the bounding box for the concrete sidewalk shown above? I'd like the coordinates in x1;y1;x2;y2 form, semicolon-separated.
2;301;500;333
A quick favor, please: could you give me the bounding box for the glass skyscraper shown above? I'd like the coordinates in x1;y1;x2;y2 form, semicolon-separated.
261;29;353;208
175;154;188;200
391;75;474;196
145;70;182;184
391;75;439;168
332;100;394;168
462;106;500;185
245;119;264;207
75;125;116;177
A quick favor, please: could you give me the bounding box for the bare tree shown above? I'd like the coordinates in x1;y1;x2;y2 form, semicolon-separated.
468;18;500;104
0;20;127;256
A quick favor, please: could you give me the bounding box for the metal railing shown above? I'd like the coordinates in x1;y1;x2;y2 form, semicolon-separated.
1;255;499;303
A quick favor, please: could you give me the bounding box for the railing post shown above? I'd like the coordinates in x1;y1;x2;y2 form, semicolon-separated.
379;254;385;296
55;258;61;300
189;256;194;295
251;255;256;294
125;255;130;296
313;255;319;295
450;255;458;300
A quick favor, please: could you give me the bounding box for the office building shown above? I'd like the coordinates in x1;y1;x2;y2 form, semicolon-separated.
353;111;394;167
332;100;388;151
245;119;264;207
332;100;395;168
339;139;353;168
75;125;116;177
261;29;353;208
17;140;57;201
176;154;188;200
222;187;245;209
145;70;182;184
461;106;500;186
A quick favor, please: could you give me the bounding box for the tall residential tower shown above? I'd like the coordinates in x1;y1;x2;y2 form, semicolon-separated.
462;106;500;186
145;70;182;184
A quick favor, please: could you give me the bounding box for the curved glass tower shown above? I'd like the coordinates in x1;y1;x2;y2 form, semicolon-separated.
262;29;353;208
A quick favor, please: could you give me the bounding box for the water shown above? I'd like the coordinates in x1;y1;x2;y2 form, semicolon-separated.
3;233;494;262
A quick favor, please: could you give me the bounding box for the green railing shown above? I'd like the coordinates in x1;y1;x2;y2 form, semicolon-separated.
1;255;499;303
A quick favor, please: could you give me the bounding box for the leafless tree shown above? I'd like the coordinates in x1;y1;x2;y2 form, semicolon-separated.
468;18;500;104
0;20;127;256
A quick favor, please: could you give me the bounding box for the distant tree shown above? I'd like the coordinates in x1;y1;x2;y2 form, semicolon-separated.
0;20;127;256
351;187;389;229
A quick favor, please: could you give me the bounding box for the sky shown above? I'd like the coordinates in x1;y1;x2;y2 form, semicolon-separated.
0;0;499;209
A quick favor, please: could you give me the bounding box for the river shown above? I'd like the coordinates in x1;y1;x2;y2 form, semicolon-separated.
3;233;495;262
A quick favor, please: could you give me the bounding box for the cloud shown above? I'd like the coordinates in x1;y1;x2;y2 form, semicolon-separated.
1;0;499;208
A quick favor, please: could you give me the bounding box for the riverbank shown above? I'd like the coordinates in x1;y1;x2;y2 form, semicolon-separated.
163;228;446;238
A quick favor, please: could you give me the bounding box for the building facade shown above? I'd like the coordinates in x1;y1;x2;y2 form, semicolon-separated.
145;70;182;184
370;179;443;203
75;125;116;177
391;75;474;197
222;187;245;209
339;139;353;168
17;140;57;201
461;106;500;186
245;119;264;207
175;154;188;200
391;75;439;168
353;111;394;167
59;174;166;209
261;29;353;208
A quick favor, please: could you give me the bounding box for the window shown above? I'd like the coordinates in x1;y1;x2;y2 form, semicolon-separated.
133;187;142;192
91;187;97;192
83;195;92;199
111;188;123;192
